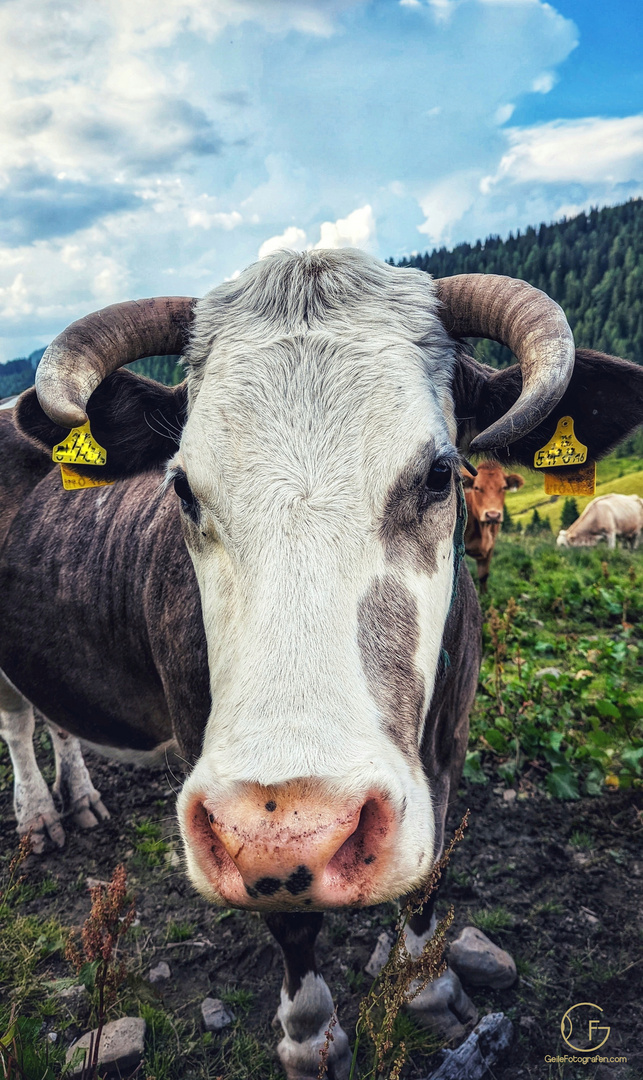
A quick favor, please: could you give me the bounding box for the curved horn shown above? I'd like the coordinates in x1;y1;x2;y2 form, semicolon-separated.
435;274;575;451
35;297;197;428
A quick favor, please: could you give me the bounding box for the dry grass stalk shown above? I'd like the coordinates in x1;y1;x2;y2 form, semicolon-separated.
345;811;469;1080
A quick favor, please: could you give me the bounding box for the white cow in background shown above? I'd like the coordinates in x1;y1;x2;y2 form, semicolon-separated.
557;493;643;549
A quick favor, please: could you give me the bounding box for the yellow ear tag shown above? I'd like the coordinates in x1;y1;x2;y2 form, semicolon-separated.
534;416;595;495
59;464;114;491
52;420;107;467
534;416;587;469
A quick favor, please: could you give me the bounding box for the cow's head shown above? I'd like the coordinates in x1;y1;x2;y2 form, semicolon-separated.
462;460;524;524
16;251;643;910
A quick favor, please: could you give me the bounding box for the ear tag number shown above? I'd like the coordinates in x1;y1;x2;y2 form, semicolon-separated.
59;464;114;491
534;416;587;469
52;420;107;467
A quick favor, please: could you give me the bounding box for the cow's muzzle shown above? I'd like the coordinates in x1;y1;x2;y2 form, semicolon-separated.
183;779;398;909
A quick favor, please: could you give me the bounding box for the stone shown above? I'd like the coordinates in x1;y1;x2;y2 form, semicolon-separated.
201;997;234;1032
448;927;517;990
502;789;517;803
364;930;392;977
148;961;171;984
55;984;87;1010
66;1016;146;1076
421;1012;513;1079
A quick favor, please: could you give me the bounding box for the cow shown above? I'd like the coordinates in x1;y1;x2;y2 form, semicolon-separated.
557;492;643;550
462;461;524;589
1;251;642;1078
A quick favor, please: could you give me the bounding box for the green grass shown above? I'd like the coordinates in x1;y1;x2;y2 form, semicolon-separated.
131;818;169;868
469;534;643;798
469;906;514;933
165;920;196;943
569;830;594;850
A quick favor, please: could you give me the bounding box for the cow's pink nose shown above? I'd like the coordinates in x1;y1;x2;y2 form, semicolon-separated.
483;510;502;522
185;780;397;908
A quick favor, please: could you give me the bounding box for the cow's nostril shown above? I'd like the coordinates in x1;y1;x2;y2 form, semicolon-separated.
324;797;390;887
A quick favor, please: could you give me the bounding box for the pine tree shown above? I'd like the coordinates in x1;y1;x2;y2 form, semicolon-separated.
560;498;580;529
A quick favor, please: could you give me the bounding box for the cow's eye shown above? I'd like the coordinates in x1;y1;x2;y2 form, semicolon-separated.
425;460;452;493
173;473;199;522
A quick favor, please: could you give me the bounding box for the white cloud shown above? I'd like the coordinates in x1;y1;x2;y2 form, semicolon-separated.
258;226;308;259
314;205;376;250
532;71;556;93
186;207;243;230
427;0;456;23
494;104;515;125
418;174;478;246
483;115;643;188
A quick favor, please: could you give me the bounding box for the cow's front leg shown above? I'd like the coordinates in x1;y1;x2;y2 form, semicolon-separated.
265;912;351;1080
46;721;110;829
404;898;478;1043
0;676;65;854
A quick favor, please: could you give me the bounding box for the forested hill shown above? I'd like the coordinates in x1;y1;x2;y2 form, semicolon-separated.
394;198;643;369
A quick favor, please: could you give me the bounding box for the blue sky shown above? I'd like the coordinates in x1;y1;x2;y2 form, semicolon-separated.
0;0;641;362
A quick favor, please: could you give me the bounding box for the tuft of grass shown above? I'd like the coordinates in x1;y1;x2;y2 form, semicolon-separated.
165;920;196;943
132;819;169;869
220;987;254;1012
469;906;514;933
569;830;594;850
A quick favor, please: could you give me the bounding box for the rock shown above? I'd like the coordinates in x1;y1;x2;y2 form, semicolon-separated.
420;1012;513;1079
148;961;171;984
55;984;87;1010
201;997;234;1032
502;789;517;803
66;1016;146;1076
448;927;517;990
364;930;392;977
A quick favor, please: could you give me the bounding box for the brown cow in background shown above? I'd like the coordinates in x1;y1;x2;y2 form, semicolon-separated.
463;461;524;590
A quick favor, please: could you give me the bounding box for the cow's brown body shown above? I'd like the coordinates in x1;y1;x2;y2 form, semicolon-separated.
462;461;524;590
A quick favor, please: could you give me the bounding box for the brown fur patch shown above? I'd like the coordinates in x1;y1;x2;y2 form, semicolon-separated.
357;575;425;759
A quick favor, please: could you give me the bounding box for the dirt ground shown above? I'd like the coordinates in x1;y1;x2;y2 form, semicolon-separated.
1;747;641;1080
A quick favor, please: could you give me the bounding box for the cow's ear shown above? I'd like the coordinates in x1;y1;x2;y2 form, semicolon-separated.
454;348;643;467
15;369;187;480
461;472;475;489
504;473;524;492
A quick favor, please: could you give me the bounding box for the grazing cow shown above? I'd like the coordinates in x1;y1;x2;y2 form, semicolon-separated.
557;492;643;550
462;461;524;589
1;253;642;1078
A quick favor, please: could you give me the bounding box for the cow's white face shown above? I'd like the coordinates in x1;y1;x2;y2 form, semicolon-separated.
174;250;461;909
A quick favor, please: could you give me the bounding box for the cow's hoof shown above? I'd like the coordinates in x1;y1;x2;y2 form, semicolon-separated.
277;1029;351;1080
276;973;351;1080
406;967;478;1044
448;926;517;989
19;810;66;853
71;793;111;830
